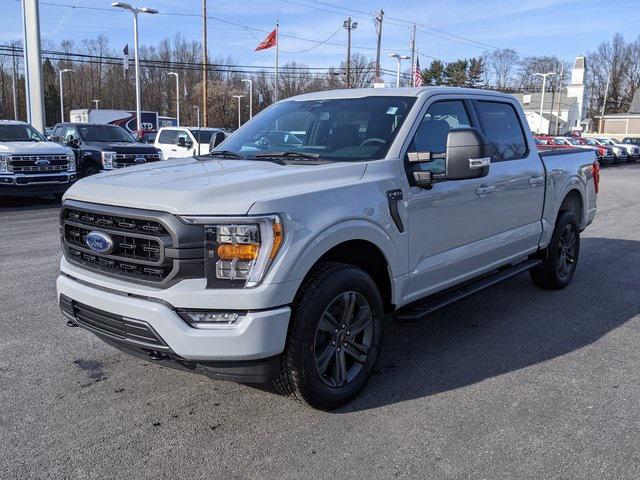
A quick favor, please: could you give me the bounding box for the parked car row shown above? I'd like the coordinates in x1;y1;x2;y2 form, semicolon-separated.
534;134;640;165
1;120;232;198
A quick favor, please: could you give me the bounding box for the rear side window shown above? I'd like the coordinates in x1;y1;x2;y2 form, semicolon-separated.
476;101;527;161
158;129;179;144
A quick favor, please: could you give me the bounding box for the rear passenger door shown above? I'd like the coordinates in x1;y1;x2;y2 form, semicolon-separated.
473;99;545;260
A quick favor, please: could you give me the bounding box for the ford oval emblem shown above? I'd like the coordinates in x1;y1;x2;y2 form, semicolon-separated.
35;159;51;166
134;157;146;164
85;231;114;254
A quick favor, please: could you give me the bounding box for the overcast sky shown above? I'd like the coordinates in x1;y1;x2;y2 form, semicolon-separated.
4;0;640;76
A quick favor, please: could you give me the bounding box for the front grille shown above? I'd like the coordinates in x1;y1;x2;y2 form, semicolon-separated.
61;200;204;286
114;153;161;168
60;295;169;349
9;154;70;174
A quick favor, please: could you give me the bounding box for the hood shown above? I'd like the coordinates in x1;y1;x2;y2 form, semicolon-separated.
64;157;367;215
0;141;71;155
82;141;158;154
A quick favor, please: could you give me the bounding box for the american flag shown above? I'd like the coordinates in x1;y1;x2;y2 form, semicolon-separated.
413;56;423;87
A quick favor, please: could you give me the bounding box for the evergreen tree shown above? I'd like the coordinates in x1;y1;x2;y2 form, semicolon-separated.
444;59;468;86
467;57;485;87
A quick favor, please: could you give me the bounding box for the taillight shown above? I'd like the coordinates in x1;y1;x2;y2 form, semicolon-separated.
592;162;600;193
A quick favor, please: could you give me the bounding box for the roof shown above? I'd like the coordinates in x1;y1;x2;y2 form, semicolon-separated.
513;92;577;111
525;111;566;123
573;56;586;70
286;86;518;102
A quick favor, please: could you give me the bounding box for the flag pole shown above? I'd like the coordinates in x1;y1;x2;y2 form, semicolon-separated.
274;19;279;102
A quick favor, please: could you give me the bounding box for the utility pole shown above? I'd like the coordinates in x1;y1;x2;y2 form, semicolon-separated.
601;71;611;116
241;79;253;119
59;68;73;123
11;43;18;120
374;9;384;85
21;0;46;133
410;24;417;86
202;0;208;126
343;17;358;88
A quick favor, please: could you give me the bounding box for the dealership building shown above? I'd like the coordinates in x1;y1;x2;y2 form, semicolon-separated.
595;89;640;136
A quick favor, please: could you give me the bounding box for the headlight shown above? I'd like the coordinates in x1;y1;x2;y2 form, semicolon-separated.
180;215;283;288
157;150;164;161
0;153;11;174
101;151;117;170
67;153;76;172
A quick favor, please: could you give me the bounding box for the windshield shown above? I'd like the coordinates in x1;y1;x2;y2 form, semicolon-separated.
79;125;135;143
0;124;46;142
564;138;580;145
598;138;613;145
219;96;416;161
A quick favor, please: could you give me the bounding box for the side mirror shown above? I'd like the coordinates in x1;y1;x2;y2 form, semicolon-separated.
445;128;490;180
66;136;79;148
177;137;186;147
212;131;226;148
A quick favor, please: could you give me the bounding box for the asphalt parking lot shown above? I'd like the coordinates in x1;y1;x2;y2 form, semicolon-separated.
1;164;639;480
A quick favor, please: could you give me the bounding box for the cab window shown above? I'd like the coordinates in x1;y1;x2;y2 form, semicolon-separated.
406;100;472;175
158;129;180;144
476;101;527;161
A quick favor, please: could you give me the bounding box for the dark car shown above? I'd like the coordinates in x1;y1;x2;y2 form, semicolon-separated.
50;123;164;178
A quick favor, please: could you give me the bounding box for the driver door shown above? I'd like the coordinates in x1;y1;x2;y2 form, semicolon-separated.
403;98;497;303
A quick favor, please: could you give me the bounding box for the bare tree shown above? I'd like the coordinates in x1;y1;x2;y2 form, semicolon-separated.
485;48;519;89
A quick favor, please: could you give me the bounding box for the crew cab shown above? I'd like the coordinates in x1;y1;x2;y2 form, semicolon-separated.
0;120;76;198
50;123;163;177
57;88;598;409
154;126;228;159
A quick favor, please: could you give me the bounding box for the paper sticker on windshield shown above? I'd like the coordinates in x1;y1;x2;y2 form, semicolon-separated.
386;106;399;115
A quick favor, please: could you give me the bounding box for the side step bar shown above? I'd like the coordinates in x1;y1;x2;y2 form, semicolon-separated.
394;259;542;322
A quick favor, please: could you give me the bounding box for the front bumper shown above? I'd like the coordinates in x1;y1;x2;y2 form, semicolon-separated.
0;173;76;196
57;274;291;367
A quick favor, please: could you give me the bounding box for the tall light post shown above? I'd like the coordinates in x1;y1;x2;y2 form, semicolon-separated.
233;95;244;129
241;79;253;119
532;71;557;134
93;99;100;109
343;17;358;88
168;71;180;126
388;53;410;88
193;105;201;155
111;2;158;135
59;68;73;122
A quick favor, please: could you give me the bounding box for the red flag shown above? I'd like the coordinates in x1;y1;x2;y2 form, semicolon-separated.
255;29;277;51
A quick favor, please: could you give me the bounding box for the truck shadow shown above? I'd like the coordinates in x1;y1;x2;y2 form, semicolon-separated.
0;195;61;212
338;236;639;413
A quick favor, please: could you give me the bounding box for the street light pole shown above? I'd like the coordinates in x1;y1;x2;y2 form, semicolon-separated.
112;3;158;135
389;53;410;88
193;105;200;155
168;71;180;126
93;99;100;109
533;71;557;134
59;68;73;122
343;17;358;88
233;95;244;129
241;79;253;119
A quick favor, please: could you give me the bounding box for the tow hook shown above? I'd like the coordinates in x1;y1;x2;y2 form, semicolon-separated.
147;351;168;361
66;319;78;327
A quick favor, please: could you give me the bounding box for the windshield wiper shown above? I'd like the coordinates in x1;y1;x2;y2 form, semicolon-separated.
207;150;246;159
254;151;320;159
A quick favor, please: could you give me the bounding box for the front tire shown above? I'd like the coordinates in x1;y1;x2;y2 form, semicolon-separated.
530;211;580;290
273;262;383;410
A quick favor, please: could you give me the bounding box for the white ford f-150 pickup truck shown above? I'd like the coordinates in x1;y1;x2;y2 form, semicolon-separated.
57;87;598;409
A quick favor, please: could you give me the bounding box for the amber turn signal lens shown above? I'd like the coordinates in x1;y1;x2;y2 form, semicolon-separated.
270;222;283;259
217;243;259;261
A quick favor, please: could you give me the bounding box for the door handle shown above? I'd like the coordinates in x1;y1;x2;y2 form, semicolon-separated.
476;185;496;196
529;176;544;186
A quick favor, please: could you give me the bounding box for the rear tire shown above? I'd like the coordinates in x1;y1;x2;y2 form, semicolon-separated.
530;211;580;290
273;262;383;410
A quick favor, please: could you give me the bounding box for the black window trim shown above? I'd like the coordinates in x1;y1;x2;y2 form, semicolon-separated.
472;99;530;162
